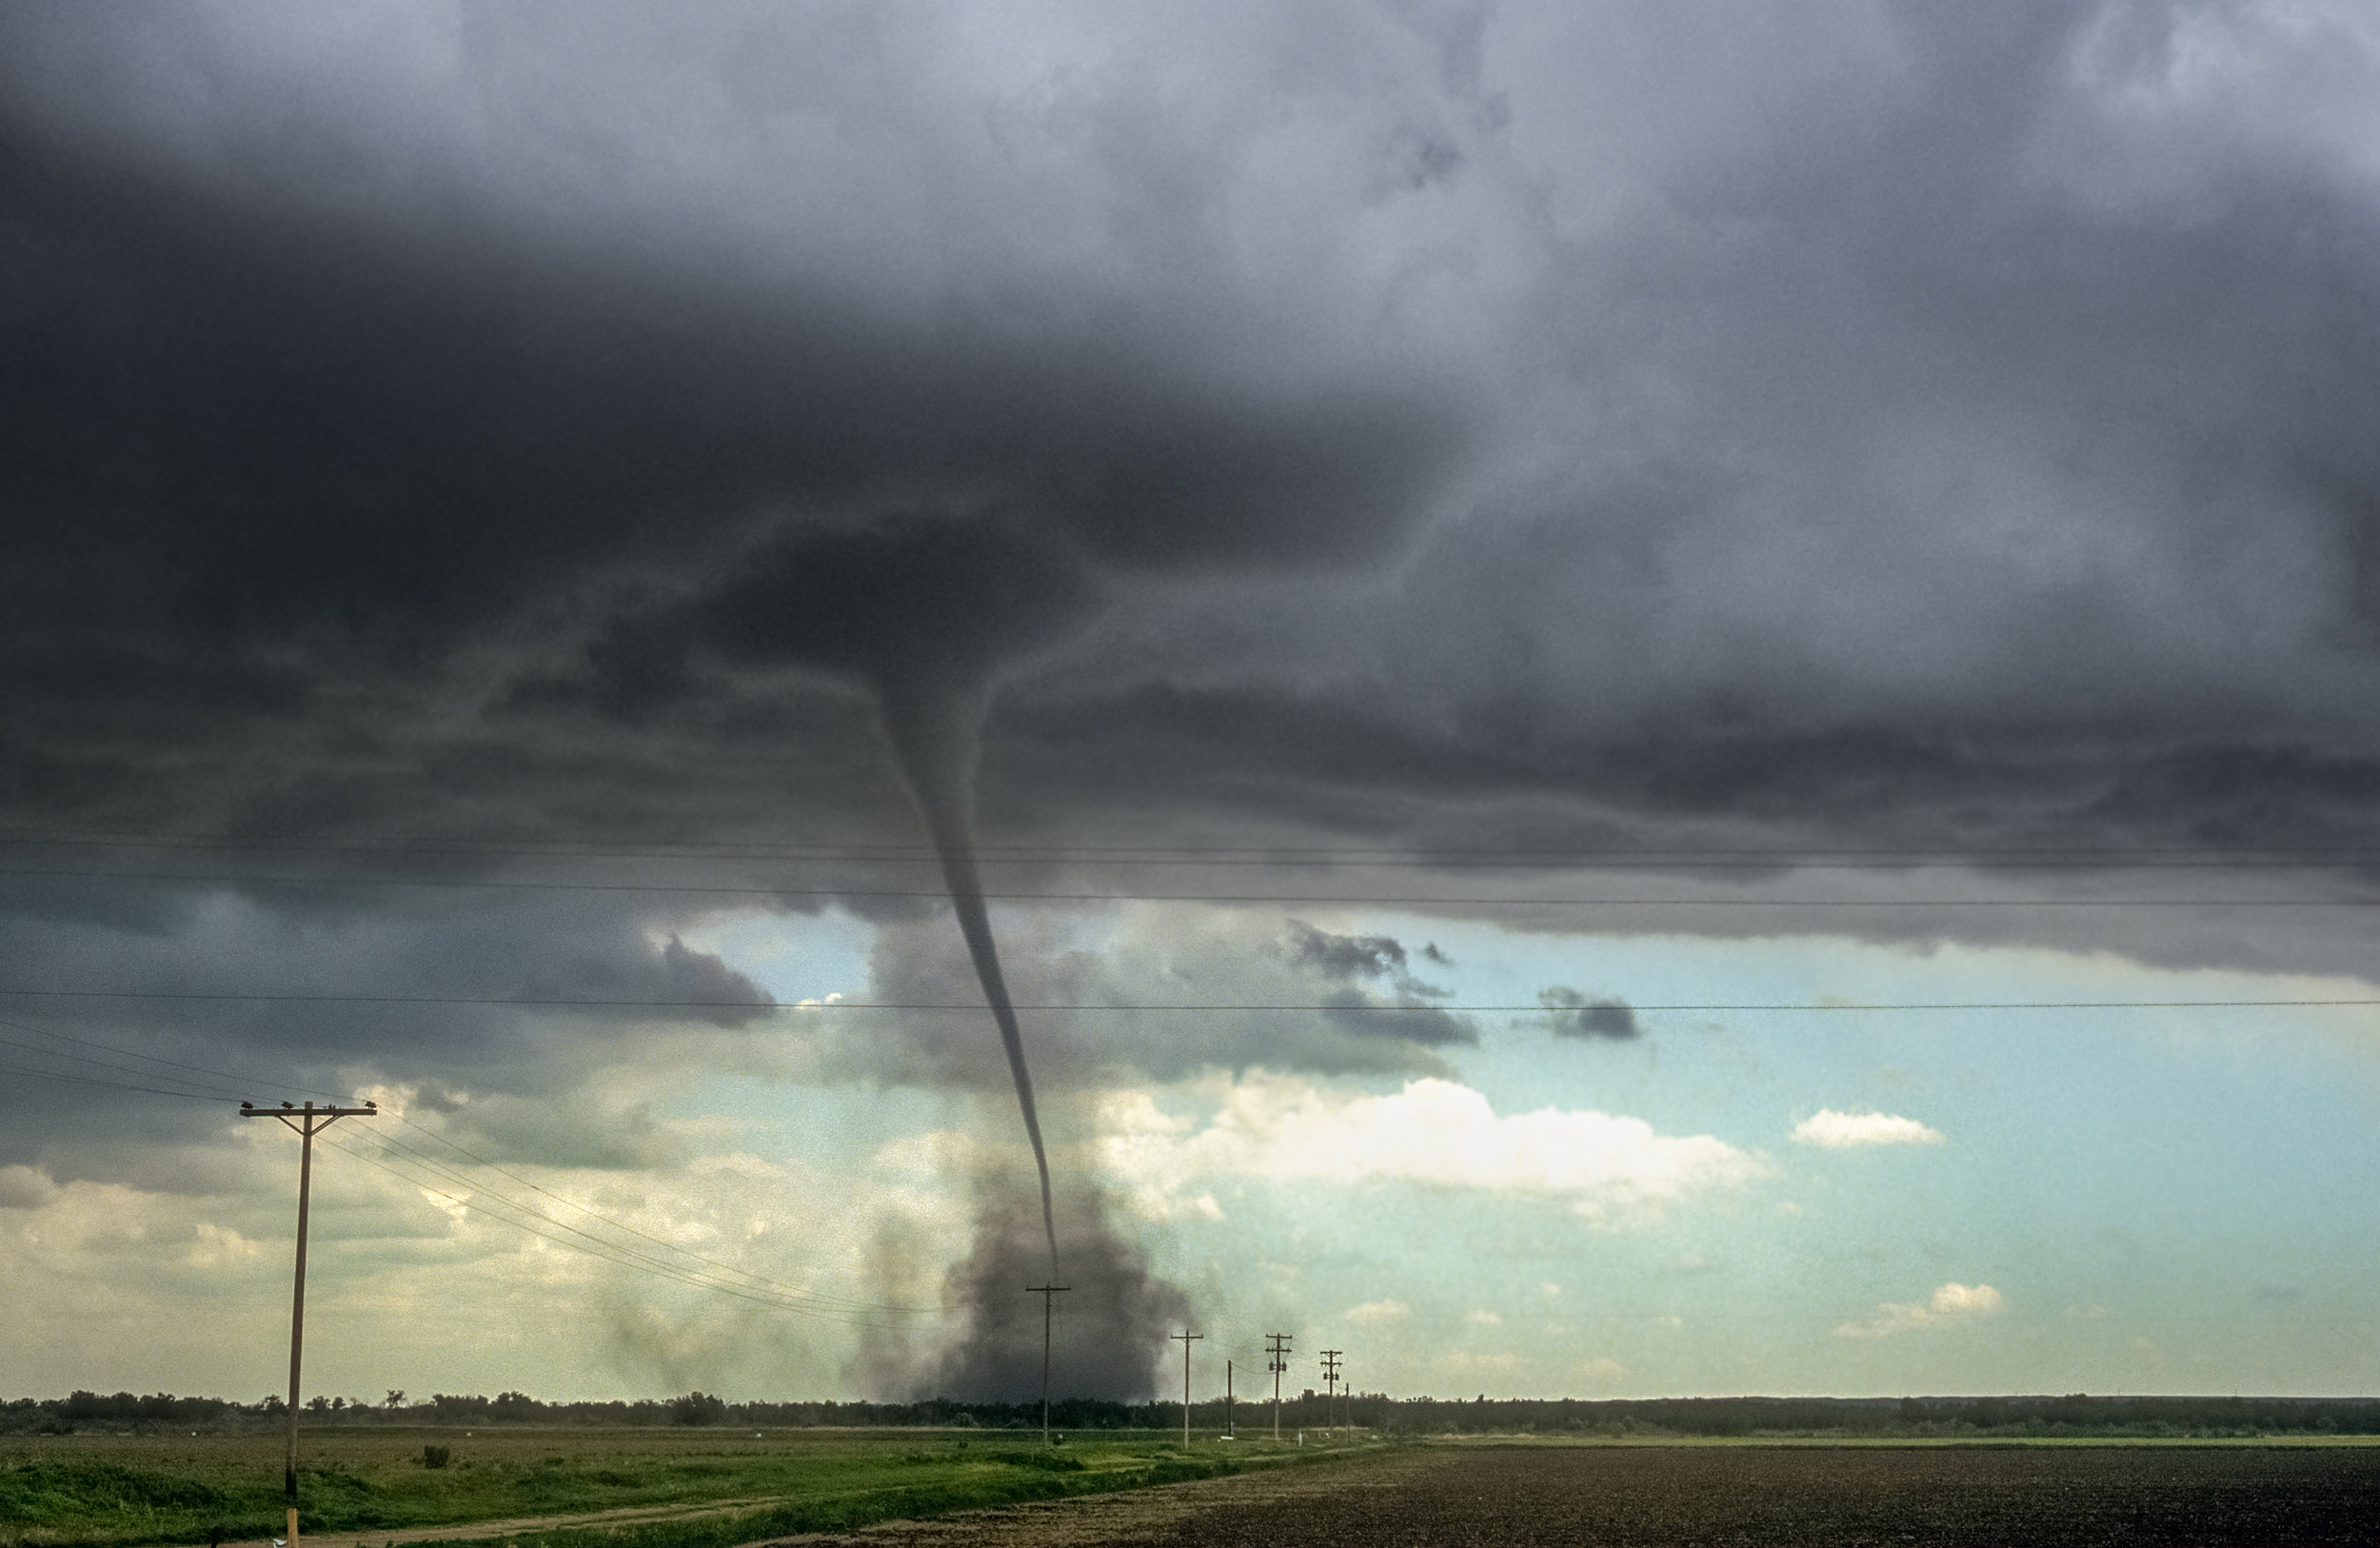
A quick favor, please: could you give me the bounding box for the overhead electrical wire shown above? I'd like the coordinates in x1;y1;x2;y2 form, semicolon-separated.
7;863;2380;907
0;1015;952;1322
366;1113;946;1318
0;1061;247;1102
4;988;2378;1012
323;1127;947;1327
313;1132;942;1331
10;826;2380;867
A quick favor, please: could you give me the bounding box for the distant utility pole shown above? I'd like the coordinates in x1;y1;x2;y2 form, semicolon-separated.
1320;1350;1342;1441
1265;1333;1292;1442
1170;1330;1202;1448
242;1099;376;1548
1225;1359;1235;1439
1025;1284;1070;1444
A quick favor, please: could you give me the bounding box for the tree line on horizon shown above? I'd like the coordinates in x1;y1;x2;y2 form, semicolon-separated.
10;1389;2380;1439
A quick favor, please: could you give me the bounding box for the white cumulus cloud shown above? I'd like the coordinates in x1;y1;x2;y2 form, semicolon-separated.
1792;1109;1947;1149
1099;1075;1769;1226
1835;1281;2006;1338
1346;1298;1411;1325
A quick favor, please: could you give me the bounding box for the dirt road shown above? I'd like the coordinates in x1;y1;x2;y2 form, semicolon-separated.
179;1493;800;1548
747;1441;2380;1547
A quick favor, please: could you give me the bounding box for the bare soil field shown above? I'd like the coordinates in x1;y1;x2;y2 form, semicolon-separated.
758;1440;2380;1547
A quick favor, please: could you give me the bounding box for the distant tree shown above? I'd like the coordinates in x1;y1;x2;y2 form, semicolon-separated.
386;1390;406;1409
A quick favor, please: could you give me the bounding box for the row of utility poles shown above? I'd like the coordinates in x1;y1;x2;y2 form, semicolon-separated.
1025;1300;1353;1449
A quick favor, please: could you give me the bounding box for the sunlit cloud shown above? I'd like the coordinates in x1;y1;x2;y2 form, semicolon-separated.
1099;1075;1770;1226
1835;1281;2006;1339
1793;1110;1947;1149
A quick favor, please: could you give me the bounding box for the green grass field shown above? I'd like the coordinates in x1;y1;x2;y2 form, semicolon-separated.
0;1426;1336;1548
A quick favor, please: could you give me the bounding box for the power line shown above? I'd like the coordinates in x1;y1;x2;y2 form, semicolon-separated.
356;1123;946;1318
0;1031;250;1100
13;825;2380;865
6;988;2380;1012
0;1061;239;1101
313;1134;944;1331
0;1015;952;1320
0;1011;343;1101
10;863;2380;907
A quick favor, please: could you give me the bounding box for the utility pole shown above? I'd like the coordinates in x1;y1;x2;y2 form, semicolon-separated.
1024;1284;1070;1444
242;1099;376;1548
1225;1359;1234;1439
1169;1330;1202;1448
1320;1350;1342;1443
1265;1333;1292;1442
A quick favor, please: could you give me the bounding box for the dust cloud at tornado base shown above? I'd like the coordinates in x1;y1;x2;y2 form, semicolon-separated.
853;1175;1190;1404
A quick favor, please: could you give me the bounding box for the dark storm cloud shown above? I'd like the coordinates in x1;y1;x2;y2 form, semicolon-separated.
0;880;772;1180
0;0;1464;875
2;0;2380;1129
1537;987;1641;1042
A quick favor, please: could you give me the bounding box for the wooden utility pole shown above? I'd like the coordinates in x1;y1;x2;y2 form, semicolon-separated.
1024;1284;1069;1443
242;1100;376;1548
1169;1330;1202;1448
1265;1333;1292;1442
1225;1359;1234;1439
1320;1350;1343;1440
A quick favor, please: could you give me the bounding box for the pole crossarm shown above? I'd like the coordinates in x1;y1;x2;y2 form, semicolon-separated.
242;1099;376;1548
243;1100;381;1133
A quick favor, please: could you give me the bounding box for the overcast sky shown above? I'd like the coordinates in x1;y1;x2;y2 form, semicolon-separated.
6;0;2380;1407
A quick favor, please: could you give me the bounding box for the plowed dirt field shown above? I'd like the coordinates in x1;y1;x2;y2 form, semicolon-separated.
754;1441;2380;1547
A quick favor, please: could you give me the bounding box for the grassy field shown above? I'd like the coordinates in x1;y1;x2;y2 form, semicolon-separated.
0;1426;1328;1548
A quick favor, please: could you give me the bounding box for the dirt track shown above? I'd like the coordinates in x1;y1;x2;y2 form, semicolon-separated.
749;1442;2380;1547
181;1494;801;1548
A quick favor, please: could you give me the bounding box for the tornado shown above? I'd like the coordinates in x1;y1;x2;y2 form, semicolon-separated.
876;679;1059;1273
689;512;1094;1276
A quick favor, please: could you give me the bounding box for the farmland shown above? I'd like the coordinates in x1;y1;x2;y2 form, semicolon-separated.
777;1439;2380;1547
0;1427;1307;1548
11;1432;2380;1548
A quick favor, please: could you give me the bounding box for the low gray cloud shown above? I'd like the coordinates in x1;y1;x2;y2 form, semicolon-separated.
1537;987;1642;1042
835;906;1476;1089
1321;988;1479;1047
1289;923;1410;982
